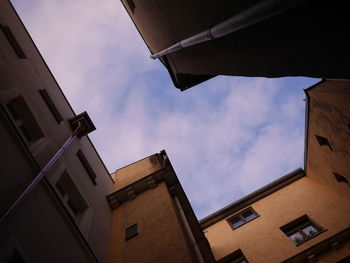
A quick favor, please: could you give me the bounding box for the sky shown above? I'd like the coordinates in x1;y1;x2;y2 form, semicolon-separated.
12;0;320;219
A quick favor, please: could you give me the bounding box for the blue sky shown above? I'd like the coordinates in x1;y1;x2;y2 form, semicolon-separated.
12;0;320;219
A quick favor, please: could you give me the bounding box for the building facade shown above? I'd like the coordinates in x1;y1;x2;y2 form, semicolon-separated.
120;0;350;90
107;151;215;263
1;0;350;262
0;0;114;262
201;169;350;263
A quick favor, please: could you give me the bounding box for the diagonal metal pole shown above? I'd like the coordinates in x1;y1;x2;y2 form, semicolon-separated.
0;123;81;229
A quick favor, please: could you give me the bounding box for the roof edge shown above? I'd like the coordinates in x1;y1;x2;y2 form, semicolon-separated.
199;168;305;228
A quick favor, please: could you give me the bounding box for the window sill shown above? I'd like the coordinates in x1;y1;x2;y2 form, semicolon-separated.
294;229;327;246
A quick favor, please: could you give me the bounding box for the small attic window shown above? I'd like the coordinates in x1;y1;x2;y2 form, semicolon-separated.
39;89;63;123
125;224;138;241
0;24;26;59
333;172;350;188
227;207;259;229
77;150;97;185
315;134;332;151
126;0;135;13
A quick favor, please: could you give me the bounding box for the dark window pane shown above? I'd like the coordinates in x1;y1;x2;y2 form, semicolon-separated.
126;0;135;12
6;96;43;143
242;210;256;221
6;103;19;120
39;89;63;123
230;216;244;228
19;125;32;142
315;134;332;150
334;172;349;183
77;150;97;185
0;25;26;59
55;181;65;196
67;198;79;216
125;224;138;241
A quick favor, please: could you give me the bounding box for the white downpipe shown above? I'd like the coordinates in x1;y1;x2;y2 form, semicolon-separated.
150;0;309;59
174;195;205;263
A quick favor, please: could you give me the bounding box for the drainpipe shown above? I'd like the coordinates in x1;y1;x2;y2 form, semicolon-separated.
150;0;309;59
0;111;95;229
174;195;205;263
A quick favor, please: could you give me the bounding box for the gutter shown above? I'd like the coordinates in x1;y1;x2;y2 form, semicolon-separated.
174;195;205;263
151;0;309;59
303;79;326;175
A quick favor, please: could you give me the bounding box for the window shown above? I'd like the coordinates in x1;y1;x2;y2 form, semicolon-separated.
315;134;332;151
218;249;248;263
125;224;138;241
39;89;63;123
0;24;26;59
126;0;135;13
55;171;88;219
77;150;97;185
334;172;350;188
280;215;324;245
4;96;43;144
227;208;258;229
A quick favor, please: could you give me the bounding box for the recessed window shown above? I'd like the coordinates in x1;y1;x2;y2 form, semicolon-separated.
333;172;350;188
4;96;43;144
55;171;88;219
227;208;258;229
126;0;135;13
39;89;63;123
280;215;324;245
315;134;332;151
0;24;26;59
77;150;97;185
125;224;138;241
218;249;248;263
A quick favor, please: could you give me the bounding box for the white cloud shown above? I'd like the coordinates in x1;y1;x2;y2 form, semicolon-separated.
12;0;318;219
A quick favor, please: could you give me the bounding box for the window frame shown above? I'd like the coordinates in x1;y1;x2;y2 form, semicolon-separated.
77;149;97;185
0;24;27;59
315;134;332;151
227;207;259;230
281;215;325;246
125;224;138;241
54;171;89;220
3;95;44;146
39;89;63;124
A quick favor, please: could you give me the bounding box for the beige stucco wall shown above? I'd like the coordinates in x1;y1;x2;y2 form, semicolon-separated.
203;177;350;262
306;79;350;199
112;154;162;190
109;182;193;263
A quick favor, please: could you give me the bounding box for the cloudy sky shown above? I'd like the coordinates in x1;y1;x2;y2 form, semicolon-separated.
12;0;319;219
